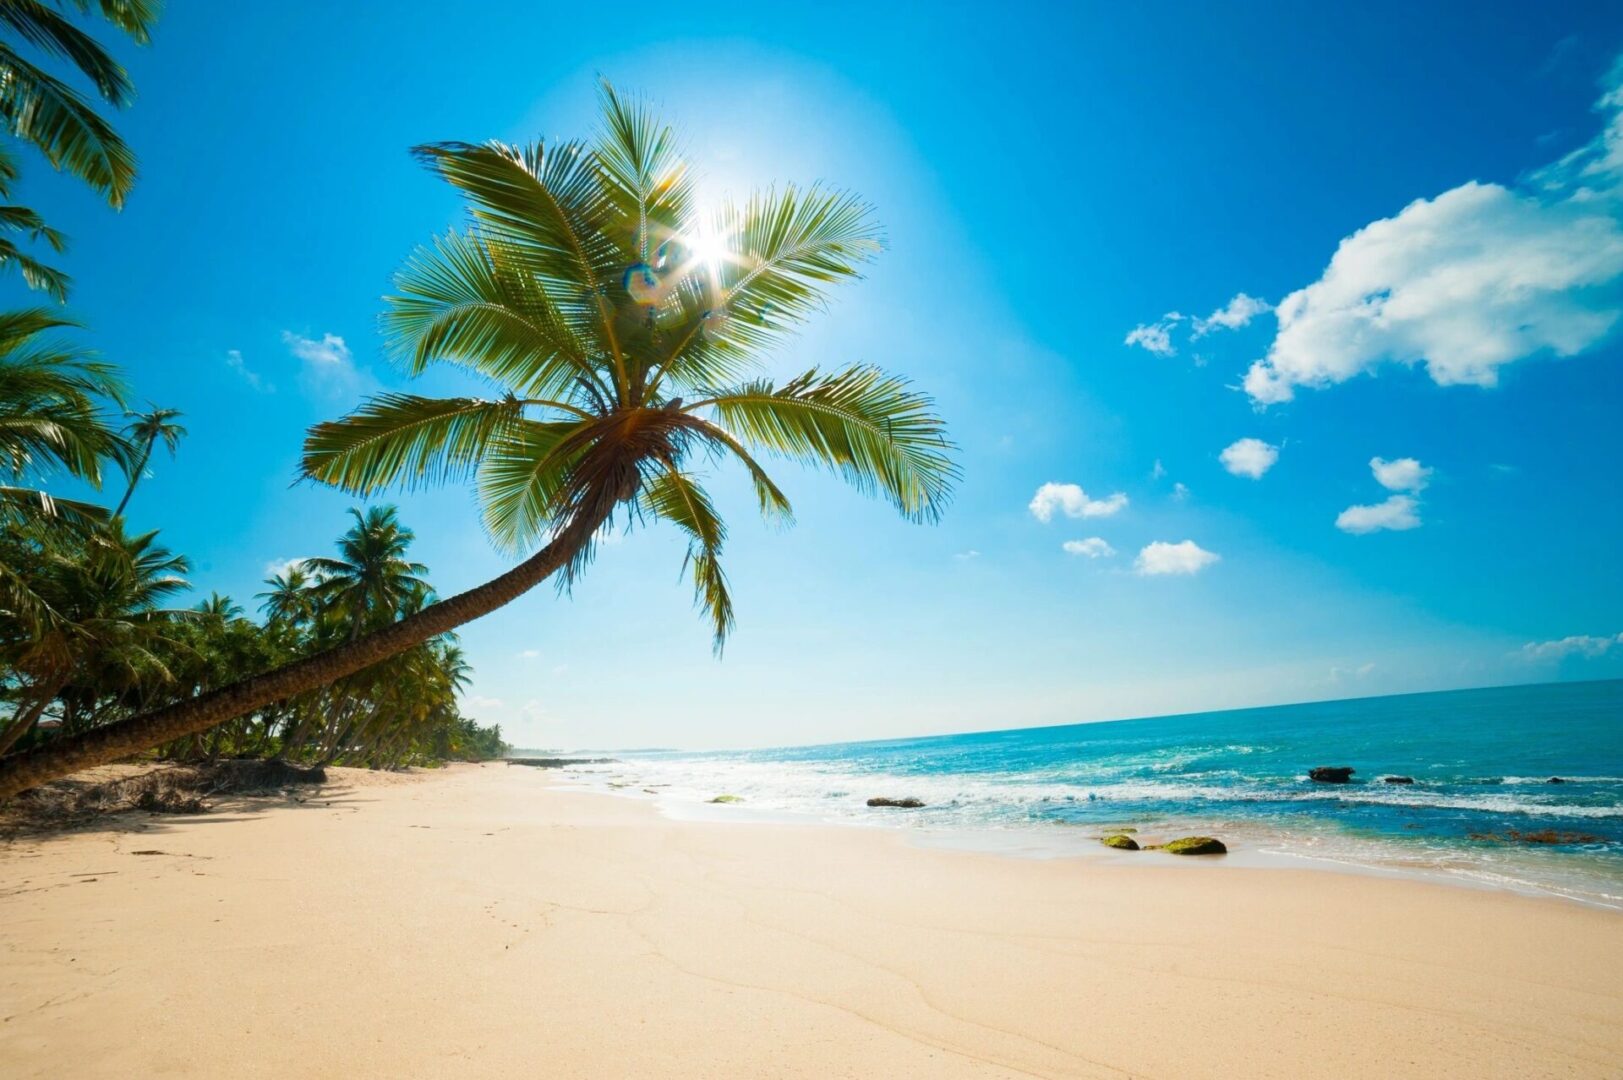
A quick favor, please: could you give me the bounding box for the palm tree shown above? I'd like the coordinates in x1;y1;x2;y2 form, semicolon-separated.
256;562;317;628
0;518;191;754
305;505;429;639
0;83;957;798
111;404;183;516
0;0;158;298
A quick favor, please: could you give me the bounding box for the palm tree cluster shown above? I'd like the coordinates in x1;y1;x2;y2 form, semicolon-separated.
0;81;955;798
0;499;509;768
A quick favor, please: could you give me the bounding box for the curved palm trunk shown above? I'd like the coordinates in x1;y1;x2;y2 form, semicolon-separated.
0;511;605;799
112;437;154;519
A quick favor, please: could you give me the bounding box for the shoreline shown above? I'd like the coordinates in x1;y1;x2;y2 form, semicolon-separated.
4;763;1620;1078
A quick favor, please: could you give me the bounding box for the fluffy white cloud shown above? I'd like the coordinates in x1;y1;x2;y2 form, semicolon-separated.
1124;314;1181;356
1244;69;1623;404
1519;632;1623;662
1335;495;1420;534
1062;537;1116;558
1029;482;1128;522
1370;456;1431;492
262;556;310;578
1134;540;1220;576
1219;437;1279;479
225;348;272;392
1194;293;1271;336
284;330;370;397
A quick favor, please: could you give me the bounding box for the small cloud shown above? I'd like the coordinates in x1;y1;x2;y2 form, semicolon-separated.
1336;494;1421;534
1329;662;1377;683
225;348;272;392
1150;459;1167;480
466;694;505;711
263;556;309;578
1518;632;1623;662
953;549;981;561
1193;293;1271;337
1370;456;1432;492
1172;482;1190;501
1029;482;1128;522
1062;537;1116;558
1219;437;1280;479
284;330;371;398
518;649;541;659
1124;313;1182;356
1134;540;1220;576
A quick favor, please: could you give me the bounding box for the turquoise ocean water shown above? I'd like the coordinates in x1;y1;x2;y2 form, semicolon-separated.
566;680;1623;907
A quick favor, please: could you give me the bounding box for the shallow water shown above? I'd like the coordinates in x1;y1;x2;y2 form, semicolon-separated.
560;680;1623;907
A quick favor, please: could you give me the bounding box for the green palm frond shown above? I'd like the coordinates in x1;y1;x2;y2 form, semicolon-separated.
0;236;69;300
684;416;793;525
384;229;604;399
475;416;591;553
0;0;137;104
301;393;529;496
692;365;956;523
0;43;135;205
641;467;733;652
594;80;693;263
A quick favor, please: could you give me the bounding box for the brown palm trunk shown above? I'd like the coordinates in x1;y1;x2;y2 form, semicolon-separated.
0;510;604;799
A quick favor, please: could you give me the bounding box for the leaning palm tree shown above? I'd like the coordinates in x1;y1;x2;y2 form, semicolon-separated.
0;83;957;798
111;404;183;516
0;0;159;298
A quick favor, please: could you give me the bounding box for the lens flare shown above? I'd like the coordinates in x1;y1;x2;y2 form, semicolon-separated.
623;262;661;305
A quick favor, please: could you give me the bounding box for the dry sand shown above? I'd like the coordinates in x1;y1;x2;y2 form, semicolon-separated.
2;763;1619;1078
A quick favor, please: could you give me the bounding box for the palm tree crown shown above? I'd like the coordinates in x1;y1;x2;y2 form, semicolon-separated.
112;403;183;516
304;83;958;649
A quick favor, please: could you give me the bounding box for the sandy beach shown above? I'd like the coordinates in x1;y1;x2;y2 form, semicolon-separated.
2;764;1620;1079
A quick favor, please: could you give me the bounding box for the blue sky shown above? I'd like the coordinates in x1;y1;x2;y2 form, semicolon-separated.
24;2;1623;748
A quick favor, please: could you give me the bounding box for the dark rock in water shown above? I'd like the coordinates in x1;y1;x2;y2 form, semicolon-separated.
506;757;617;768
1159;836;1227;855
1308;766;1355;784
866;797;925;808
709;794;743;804
1383;775;1415;784
1547;776;1567;784
1468;828;1603;845
1101;834;1139;850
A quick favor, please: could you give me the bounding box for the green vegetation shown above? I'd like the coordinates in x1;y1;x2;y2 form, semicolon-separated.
0;82;955;799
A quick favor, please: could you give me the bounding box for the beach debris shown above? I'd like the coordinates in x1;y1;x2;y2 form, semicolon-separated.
866;797;926;808
1467;829;1604;845
136;790;207;815
1308;767;1355;784
1546;776;1567;784
1382;776;1415;784
1154;836;1228;855
709;794;744;804
1101;834;1139;850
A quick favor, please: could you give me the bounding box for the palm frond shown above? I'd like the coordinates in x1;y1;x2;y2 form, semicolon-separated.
0;44;135;205
0;237;69;301
475;416;591;553
641;467;733;652
692;365;957;523
0;0;136;104
594;80;693;262
301;393;528;496
685;416;793;525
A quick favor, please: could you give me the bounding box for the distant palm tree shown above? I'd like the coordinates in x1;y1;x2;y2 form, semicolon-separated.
305;506;430;639
0;83;957;797
256;562;317;628
0;0;159;298
112;404;184;516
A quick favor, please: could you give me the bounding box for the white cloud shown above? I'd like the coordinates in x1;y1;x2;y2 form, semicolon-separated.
466;694;506;712
1124;313;1182;356
1370;456;1432;492
1335;495;1421;534
1062;537;1116;558
1172;482;1190;501
953;549;981;561
225;348;272;392
1518;632;1623;662
1134;540;1220;576
1150;459;1167;479
284;330;370;397
1194;293;1271;336
1243;67;1623;404
1028;482;1128;522
1219;437;1279;479
262;556;309;578
518;649;541;659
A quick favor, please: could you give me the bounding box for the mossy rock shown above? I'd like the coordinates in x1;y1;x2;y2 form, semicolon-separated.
1101;834;1139;850
709;794;743;804
1160;836;1227;855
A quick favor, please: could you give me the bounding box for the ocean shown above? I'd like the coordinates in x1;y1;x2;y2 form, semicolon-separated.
558;679;1623;907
